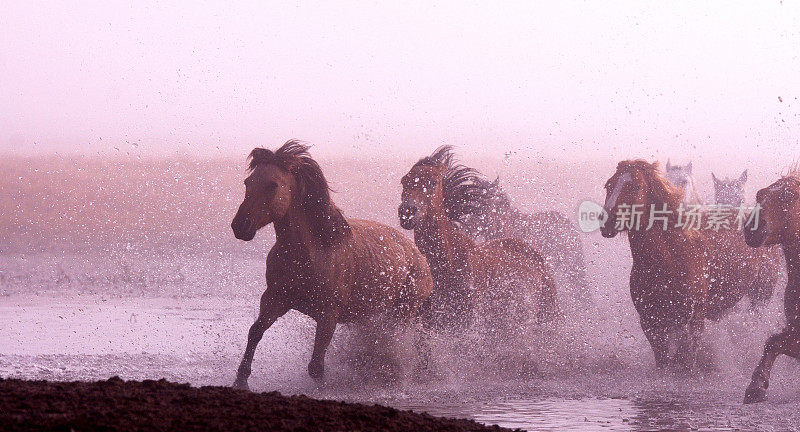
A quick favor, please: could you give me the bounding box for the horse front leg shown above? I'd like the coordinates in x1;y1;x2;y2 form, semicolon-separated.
642;323;669;369
233;292;288;391
675;316;706;371
308;313;338;381
745;327;800;403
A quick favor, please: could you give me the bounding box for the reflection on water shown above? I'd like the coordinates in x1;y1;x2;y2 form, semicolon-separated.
400;398;638;431
397;396;777;431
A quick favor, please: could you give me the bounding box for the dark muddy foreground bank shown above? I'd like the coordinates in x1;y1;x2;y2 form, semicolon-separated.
0;377;518;432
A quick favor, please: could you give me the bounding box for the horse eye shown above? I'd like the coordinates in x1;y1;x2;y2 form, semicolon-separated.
267;181;278;190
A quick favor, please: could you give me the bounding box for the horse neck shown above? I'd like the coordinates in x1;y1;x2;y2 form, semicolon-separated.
414;209;474;272
626;195;685;264
272;204;318;254
783;242;800;286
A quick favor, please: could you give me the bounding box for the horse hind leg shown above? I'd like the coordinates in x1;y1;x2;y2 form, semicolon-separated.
745;327;800;403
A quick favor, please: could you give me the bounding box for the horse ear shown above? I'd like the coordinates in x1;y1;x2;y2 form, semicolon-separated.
666;159;672;170
712;172;719;184
739;169;748;183
687;161;693;174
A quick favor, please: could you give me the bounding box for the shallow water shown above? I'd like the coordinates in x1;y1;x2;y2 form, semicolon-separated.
3;283;800;431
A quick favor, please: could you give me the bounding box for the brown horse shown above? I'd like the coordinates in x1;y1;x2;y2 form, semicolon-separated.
711;170;782;312
743;171;800;403
460;177;591;306
230;140;433;389
397;146;557;331
601;160;709;368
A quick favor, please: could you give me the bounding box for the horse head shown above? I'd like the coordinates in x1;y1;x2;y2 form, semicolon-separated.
745;172;800;247
398;146;489;230
232;140;350;245
601;160;683;238
712;170;747;207
665;160;701;204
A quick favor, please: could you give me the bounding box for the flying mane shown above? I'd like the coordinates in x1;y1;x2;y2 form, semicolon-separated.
617;159;685;213
473;177;512;211
247;140;351;246
784;160;800;181
413;145;492;224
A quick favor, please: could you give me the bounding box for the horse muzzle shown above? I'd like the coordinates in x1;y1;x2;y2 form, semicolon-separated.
398;204;417;230
743;217;768;247
600;210;618;238
231;218;256;241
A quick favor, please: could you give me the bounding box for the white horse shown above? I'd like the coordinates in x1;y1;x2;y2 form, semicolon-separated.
665;160;703;205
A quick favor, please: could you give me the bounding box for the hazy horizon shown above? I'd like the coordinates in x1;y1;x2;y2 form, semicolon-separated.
2;1;799;164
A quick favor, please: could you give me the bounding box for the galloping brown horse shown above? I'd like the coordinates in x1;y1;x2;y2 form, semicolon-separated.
397;146;557;330
231;140;433;389
743;171;800;403
601;160;709;368
460;177;591;306
710;170;782;312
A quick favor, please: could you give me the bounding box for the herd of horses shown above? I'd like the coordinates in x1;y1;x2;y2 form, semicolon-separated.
229;140;800;404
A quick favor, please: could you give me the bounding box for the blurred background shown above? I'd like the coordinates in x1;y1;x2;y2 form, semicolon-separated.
1;0;798;163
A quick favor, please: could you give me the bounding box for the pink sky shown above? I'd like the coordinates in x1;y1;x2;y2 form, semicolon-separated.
1;1;798;164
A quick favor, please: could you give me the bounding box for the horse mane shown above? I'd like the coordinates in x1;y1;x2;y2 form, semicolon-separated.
617;159;685;210
474;176;511;211
414;145;492;223
784;160;800;181
247;140;352;246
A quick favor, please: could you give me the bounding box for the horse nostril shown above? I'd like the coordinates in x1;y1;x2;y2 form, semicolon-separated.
231;217;251;237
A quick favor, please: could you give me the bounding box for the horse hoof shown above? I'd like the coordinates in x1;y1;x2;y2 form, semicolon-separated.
744;383;767;404
232;379;250;391
308;362;325;380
